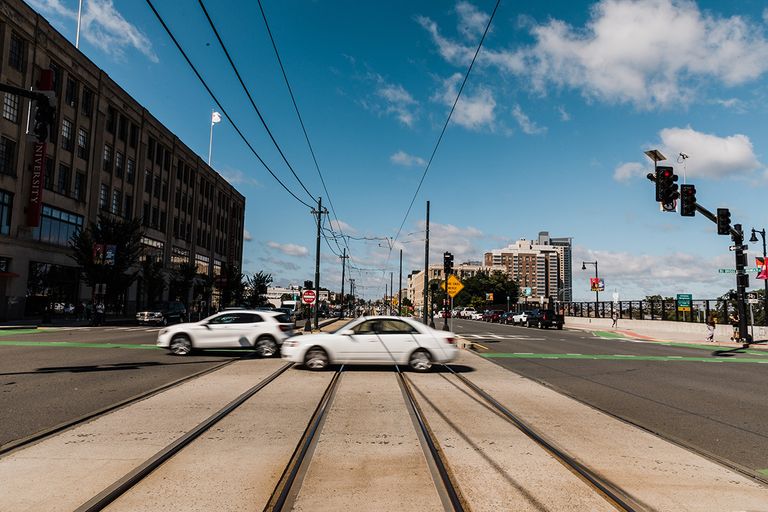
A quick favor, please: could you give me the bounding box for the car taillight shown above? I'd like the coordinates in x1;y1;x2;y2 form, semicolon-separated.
445;337;456;345
279;325;292;332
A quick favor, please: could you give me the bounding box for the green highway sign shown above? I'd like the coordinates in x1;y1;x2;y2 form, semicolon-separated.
676;293;692;312
718;268;759;273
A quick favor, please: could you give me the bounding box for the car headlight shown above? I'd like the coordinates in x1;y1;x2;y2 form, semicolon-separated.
282;340;299;348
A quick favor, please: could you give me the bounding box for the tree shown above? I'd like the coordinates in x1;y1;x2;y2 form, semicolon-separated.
168;262;198;307
141;258;166;306
452;270;519;308
69;214;143;310
219;263;245;307
244;271;273;308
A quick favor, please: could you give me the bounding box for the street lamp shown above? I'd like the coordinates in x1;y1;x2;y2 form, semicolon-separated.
582;260;600;315
749;228;767;326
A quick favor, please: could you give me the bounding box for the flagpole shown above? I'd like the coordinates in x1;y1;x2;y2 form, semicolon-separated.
75;0;83;49
208;109;214;166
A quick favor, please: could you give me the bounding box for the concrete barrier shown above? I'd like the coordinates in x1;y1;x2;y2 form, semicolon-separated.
565;316;768;340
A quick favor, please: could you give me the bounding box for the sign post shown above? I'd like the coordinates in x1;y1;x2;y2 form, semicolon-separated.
302;289;316;332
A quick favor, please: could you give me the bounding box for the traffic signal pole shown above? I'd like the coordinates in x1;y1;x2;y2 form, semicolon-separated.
647;174;751;344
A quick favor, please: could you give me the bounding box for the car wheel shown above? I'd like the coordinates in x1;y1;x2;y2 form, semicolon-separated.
409;349;432;372
255;336;278;358
169;334;192;356
538;320;543;329
304;347;329;370
557;325;563;330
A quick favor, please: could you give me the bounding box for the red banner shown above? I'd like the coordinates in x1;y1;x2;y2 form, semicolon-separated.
27;141;45;227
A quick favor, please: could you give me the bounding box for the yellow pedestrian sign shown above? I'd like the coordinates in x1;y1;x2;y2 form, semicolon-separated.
439;274;464;298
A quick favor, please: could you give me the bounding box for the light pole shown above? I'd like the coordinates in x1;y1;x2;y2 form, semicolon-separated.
582;261;599;315
750;228;767;326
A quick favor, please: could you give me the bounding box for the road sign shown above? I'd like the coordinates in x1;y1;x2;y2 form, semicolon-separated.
524;287;532;297
445;274;464;298
729;244;748;251
318;290;329;302
718;268;759;273
748;298;759;304
676;293;692;312
301;289;316;305
392;297;398;306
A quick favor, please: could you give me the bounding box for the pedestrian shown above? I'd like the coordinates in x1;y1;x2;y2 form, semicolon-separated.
729;311;739;341
95;301;105;326
611;311;618;328
706;315;716;343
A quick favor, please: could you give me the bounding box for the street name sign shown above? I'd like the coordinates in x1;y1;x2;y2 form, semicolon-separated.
718;268;759;273
748;298;759;304
729;244;749;251
676;293;692;312
301;290;316;305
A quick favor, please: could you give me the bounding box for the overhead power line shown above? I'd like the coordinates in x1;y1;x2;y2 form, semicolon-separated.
144;0;314;210
390;0;501;249
256;0;350;256
197;0;316;204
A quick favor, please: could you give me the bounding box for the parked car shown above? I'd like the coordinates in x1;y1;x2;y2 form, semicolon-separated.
500;311;514;324
137;301;187;326
511;311;533;326
280;316;458;372
489;310;505;323
457;307;476;319
470;311;484;320
156;310;294;356
526;309;564;329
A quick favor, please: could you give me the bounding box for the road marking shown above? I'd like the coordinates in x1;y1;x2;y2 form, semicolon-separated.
487;334;503;339
0;340;160;350
566;353;582;356
482;353;768;364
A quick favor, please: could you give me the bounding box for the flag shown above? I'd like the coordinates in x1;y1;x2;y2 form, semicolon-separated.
758;258;768;279
757;257;765;268
211;111;222;124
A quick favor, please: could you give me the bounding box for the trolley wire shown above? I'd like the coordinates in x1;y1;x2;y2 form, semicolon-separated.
197;0;316;204
144;0;314;210
390;0;501;252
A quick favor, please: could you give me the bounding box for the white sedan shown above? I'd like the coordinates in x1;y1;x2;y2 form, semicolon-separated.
281;316;459;372
156;310;293;356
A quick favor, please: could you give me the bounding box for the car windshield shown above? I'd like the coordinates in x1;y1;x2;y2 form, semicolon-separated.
274;313;291;324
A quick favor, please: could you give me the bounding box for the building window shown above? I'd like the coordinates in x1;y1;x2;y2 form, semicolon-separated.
153;176;161;198
65;78;78;108
44;158;54;190
195;253;210;275
2;94;19;123
161;181;168;202
111;189;122;215
49;61;62;94
0;137;17;176
159;210;167;231
118;115;127;141
115;152;124;178
81;87;93;117
103;144;113;172
106;106;117;133
126;158;135;183
155;144;163;166
142;202;150;226
151;206;159;228
124;194;133;219
61;119;74;151
0;189;12;235
8;33;24;71
73;172;85;201
32;204;83;246
144;171;152;193
147;137;155;161
129;124;138;148
77;128;89;160
57;164;71;196
99;184;109;210
171;246;189;267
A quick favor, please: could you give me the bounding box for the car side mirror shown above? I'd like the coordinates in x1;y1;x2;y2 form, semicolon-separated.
341;329;354;336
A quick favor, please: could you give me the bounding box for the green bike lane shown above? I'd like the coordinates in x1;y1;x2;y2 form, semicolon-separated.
450;319;768;479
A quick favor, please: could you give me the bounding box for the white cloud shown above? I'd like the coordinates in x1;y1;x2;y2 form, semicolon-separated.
29;0;158;63
243;229;253;242
267;241;309;257
511;104;546;135
390;150;427;167
360;74;419;127
434;73;496;130
557;106;571;122
329;219;356;235
220;168;261;187
414;221;484;265
614;127;763;182
456;1;490;40
573;245;732;298
420;0;768;109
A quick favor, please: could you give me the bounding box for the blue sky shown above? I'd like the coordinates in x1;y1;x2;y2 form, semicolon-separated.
29;0;768;301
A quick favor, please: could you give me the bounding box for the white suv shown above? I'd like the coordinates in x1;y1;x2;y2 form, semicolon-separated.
156;310;293;357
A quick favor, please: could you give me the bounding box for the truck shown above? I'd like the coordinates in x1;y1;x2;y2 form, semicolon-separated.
526;308;564;329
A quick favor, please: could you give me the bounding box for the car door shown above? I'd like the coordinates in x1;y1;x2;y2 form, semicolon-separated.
375;319;420;363
341;320;380;362
194;313;240;348
233;313;262;347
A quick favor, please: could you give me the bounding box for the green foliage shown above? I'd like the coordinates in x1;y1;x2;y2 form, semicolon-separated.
244;271;273;308
452;270;519;308
219;263;245;307
168;262;198;306
69;214;143;306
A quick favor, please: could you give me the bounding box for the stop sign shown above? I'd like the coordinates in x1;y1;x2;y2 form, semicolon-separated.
302;289;316;304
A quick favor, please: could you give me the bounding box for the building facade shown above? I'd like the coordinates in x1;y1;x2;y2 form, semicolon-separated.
407;262;485;317
0;0;245;319
484;232;573;304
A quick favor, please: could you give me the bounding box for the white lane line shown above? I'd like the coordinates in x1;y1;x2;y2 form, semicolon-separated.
487;335;503;339
566;353;582;356
515;352;534;355
613;354;635;357
668;356;683;359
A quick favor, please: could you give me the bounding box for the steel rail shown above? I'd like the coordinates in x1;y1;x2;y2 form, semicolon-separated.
75;362;293;512
443;364;641;512
0;358;239;457
265;366;344;512
397;367;466;512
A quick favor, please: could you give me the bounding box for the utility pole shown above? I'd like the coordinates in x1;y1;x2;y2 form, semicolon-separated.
423;201;430;325
349;278;355;317
312;197;326;330
339;248;348;318
390;272;393;316
398;249;403;317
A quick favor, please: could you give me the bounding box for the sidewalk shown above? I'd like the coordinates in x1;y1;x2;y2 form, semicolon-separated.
565;321;768;350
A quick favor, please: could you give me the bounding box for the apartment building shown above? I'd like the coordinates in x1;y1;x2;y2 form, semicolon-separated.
0;0;244;319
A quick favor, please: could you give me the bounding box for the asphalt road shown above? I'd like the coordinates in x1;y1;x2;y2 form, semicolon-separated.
0;326;243;447
450;318;768;479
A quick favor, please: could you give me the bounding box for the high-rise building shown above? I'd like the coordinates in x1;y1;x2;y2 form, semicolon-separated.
0;0;245;319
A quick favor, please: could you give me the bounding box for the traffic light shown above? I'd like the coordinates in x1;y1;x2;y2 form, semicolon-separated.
655;166;677;202
679;184;696;216
443;251;454;275
716;208;731;235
